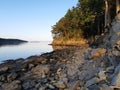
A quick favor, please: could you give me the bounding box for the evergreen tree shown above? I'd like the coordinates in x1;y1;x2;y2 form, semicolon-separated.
51;0;118;45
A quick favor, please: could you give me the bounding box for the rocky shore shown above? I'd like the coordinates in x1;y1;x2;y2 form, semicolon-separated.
1;14;120;90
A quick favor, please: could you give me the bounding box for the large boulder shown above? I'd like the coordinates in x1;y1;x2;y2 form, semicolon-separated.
85;77;99;87
25;65;50;78
111;64;120;88
88;48;106;59
2;80;21;90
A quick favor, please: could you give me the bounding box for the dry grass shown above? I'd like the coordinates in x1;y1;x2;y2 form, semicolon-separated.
52;38;88;46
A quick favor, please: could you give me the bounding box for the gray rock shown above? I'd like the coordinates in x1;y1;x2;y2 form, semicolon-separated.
98;70;106;81
46;84;55;89
55;81;66;89
88;84;100;90
106;66;115;71
22;80;36;90
89;48;106;59
2;80;21;90
7;72;17;82
81;87;89;90
0;66;8;74
111;64;120;87
85;77;99;87
112;50;120;56
0;75;6;82
25;65;50;78
39;87;45;90
99;84;110;90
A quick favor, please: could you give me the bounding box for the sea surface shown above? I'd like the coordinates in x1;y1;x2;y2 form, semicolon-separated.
0;41;53;62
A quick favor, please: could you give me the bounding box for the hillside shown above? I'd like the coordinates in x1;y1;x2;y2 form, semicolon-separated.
0;38;27;46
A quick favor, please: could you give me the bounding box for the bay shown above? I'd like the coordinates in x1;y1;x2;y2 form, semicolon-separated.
0;41;53;62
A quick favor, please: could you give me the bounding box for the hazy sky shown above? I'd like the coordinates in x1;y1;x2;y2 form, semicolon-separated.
0;0;78;41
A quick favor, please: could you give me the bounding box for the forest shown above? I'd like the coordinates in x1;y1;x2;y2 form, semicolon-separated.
51;0;120;45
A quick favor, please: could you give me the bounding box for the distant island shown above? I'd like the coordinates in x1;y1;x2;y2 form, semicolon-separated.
0;38;28;46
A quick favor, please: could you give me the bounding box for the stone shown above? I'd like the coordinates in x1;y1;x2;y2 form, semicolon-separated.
111;72;120;87
88;84;100;90
0;75;6;82
28;64;34;69
0;82;3;86
99;84;110;90
57;68;62;75
98;70;106;81
2;80;21;90
39;87;45;90
55;81;66;89
89;48;106;59
81;87;89;90
50;59;54;63
22;80;36;90
112;50;120;56
117;32;120;36
106;66;114;70
46;84;55;89
85;77;99;87
25;65;50;78
0;66;8;74
111;64;120;87
72;81;81;90
7;72;17;82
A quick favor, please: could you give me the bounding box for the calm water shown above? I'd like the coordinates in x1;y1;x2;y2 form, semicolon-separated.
0;41;53;62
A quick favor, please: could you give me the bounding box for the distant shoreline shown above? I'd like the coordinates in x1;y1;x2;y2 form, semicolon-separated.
0;38;28;46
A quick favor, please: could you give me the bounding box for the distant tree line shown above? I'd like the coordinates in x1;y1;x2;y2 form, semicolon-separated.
51;0;120;44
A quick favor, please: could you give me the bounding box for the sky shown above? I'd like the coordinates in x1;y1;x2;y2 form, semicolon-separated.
0;0;78;41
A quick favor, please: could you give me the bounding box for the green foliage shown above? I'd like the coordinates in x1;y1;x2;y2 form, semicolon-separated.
51;0;105;42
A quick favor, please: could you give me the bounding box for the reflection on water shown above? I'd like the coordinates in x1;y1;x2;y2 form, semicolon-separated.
0;41;53;62
0;42;26;48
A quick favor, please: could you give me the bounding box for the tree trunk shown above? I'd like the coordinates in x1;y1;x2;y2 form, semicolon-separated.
105;0;111;27
116;0;120;14
105;0;108;27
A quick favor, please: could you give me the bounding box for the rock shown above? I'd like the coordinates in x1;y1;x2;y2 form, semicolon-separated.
117;31;120;36
50;59;54;63
89;48;106;59
22;80;36;90
81;87;89;90
0;75;6;82
70;81;81;90
57;68;62;75
99;84;110;90
0;66;8;74
0;81;3;86
111;64;120;87
28;56;47;64
39;87;45;90
106;66;114;72
88;84;100;90
106;66;114;71
7;72;17;82
116;40;120;45
114;45;120;51
2;80;21;90
25;65;50;78
85;77;99;87
28;64;34;69
98;70;106;81
55;81;66;89
112;50;120;56
46;84;55;89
